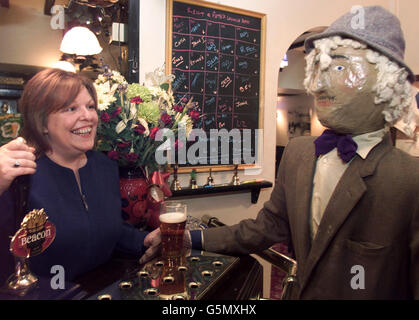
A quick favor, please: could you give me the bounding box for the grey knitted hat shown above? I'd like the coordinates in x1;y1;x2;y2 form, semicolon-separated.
305;6;415;83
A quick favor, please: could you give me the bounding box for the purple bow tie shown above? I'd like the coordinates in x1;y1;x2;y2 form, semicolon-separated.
314;130;358;163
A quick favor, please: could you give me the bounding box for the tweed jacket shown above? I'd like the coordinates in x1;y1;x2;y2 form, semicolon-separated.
203;134;419;299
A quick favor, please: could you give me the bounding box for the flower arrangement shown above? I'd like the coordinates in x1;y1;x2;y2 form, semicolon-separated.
94;66;198;173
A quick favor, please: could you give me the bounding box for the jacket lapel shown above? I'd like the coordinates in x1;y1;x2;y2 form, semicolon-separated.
298;134;394;294
293;139;316;265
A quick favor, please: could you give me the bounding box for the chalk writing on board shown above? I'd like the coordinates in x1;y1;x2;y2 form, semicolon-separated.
170;0;262;165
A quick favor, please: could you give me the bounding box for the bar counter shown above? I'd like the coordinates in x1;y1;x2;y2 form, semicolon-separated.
0;250;263;300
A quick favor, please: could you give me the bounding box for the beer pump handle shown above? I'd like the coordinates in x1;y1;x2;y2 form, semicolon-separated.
9;174;30;230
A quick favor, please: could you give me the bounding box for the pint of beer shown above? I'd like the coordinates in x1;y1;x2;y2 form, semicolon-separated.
160;203;187;258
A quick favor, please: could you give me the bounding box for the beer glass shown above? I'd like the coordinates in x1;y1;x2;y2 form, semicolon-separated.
159;202;187;258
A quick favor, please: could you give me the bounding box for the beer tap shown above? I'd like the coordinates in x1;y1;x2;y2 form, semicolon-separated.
189;169;198;189
170;164;182;191
231;164;240;185
205;168;214;187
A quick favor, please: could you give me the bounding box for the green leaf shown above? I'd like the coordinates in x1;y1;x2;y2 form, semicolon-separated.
160;83;169;91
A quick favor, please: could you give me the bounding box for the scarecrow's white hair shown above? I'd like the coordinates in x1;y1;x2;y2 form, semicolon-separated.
304;36;413;137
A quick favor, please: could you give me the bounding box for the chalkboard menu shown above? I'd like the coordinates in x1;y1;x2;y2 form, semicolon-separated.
166;0;265;167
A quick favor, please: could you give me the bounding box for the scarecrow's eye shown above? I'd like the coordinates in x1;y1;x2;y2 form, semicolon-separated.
334;65;345;71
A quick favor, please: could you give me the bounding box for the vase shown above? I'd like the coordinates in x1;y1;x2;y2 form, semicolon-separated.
119;166;150;229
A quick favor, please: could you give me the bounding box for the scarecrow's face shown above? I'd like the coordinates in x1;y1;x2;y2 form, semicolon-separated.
307;46;386;135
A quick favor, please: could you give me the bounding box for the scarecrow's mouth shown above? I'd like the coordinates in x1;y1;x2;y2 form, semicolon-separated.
315;96;335;107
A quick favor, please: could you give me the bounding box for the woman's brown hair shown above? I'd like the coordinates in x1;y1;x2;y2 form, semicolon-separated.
19;68;97;156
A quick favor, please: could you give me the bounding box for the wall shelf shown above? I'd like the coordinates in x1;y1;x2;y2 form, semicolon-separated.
170;180;273;204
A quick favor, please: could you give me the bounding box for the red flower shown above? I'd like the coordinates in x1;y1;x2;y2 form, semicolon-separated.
117;141;130;148
134;124;146;134
173;104;183;113
107;150;119;160
188;110;200;121
130;96;143;104
161;113;172;125
100;112;111;123
111;107;122;118
125;153;139;162
149;127;159;139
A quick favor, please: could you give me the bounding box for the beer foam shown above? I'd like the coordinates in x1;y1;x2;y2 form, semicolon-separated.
159;212;186;224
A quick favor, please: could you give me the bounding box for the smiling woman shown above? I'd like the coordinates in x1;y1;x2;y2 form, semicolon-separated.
19;69;98;159
45;86;98;170
0;68;156;284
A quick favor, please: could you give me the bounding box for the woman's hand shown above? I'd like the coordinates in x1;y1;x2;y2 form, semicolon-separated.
0;137;36;195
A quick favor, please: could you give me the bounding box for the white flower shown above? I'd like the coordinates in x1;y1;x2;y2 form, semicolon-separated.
145;66;175;87
96;90;116;111
148;86;162;97
128;102;137;120
111;71;127;85
148;86;175;115
95;74;107;84
138;117;150;137
165;105;176;116
115;119;127;134
175;113;193;137
94;82;120;111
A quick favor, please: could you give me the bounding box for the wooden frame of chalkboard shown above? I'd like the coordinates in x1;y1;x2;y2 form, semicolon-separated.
166;0;266;173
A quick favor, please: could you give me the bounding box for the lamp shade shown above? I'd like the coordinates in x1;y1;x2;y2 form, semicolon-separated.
60;26;102;55
51;60;77;73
